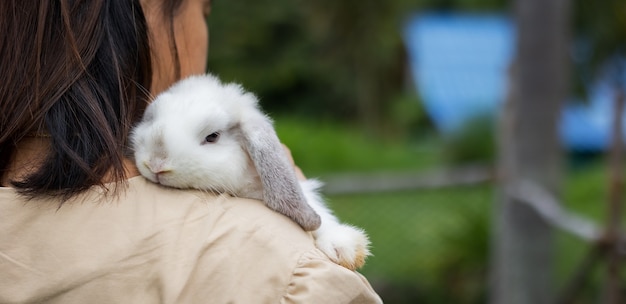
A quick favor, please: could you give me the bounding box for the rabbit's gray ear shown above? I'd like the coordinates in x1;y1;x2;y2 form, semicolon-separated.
239;107;321;231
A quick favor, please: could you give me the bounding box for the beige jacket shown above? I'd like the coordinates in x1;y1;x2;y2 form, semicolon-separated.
0;177;382;304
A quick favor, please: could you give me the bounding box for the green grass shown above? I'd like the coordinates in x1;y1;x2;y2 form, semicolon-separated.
274;116;443;176
554;157;615;299
328;186;492;282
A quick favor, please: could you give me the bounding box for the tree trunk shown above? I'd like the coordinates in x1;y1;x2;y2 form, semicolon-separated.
490;0;570;303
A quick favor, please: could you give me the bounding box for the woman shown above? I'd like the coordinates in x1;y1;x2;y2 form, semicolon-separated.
0;0;382;303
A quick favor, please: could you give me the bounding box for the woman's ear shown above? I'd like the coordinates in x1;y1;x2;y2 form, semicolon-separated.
239;107;321;231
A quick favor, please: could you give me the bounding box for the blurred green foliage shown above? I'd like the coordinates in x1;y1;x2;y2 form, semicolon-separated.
205;0;626;129
569;0;626;100
442;114;496;165
572;0;626;76
207;0;506;133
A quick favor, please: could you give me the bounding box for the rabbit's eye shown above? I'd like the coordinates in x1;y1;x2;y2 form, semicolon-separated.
205;132;220;143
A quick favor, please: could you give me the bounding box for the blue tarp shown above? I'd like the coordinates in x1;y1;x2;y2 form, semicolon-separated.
403;12;624;151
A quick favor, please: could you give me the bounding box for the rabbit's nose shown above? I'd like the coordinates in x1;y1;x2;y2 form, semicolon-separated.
144;159;171;174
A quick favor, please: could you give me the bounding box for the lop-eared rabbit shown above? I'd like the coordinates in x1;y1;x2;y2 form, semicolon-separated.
131;74;370;270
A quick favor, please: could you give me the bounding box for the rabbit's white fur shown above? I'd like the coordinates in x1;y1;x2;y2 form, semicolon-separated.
131;74;370;270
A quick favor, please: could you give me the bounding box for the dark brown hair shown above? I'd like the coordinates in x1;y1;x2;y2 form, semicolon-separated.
0;0;181;199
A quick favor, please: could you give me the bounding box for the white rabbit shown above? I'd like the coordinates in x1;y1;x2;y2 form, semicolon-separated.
131;74;370;270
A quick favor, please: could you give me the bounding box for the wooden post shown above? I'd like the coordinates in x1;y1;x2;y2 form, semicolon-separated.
606;85;624;304
490;0;570;303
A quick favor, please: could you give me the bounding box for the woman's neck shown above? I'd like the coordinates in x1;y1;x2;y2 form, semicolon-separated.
1;138;139;187
1;138;48;187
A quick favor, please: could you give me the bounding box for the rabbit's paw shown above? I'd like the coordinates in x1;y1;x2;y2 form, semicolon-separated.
314;224;371;270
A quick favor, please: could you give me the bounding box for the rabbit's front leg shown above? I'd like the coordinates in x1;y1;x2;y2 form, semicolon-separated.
300;180;371;270
313;221;371;270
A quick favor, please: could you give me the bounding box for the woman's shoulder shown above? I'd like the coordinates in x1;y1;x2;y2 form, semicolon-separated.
124;177;382;303
122;176;318;248
0;175;316;249
111;177;383;303
0;177;382;303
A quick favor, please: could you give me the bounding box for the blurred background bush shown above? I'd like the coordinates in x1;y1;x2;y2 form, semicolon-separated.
205;0;623;303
